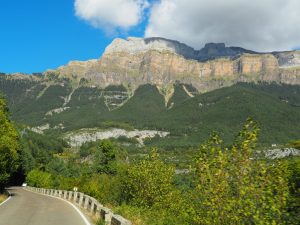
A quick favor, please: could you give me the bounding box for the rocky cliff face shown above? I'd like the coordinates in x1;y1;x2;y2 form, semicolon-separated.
45;37;300;94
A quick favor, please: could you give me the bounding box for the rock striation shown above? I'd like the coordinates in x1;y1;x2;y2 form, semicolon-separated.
45;37;300;93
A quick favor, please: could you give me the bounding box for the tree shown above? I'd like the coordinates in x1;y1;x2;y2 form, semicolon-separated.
93;140;118;174
26;169;53;188
192;118;289;224
122;149;175;208
0;98;20;191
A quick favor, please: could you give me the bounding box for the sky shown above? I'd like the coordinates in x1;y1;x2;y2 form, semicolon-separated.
1;0;300;74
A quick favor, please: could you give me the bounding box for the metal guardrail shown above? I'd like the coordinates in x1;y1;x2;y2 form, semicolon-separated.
25;186;131;225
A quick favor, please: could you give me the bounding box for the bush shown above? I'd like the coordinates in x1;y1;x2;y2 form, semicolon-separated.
26;169;53;188
80;174;122;205
0;98;20;191
191;119;289;224
121;149;175;208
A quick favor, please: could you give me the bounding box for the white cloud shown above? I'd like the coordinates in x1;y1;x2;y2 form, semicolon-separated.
74;0;149;32
145;0;300;51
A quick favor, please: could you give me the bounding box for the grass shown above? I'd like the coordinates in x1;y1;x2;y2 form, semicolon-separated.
0;192;9;204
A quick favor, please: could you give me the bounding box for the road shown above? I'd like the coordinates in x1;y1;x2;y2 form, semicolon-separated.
0;187;89;225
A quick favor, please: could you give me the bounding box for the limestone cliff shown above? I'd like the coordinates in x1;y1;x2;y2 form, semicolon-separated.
45;37;300;93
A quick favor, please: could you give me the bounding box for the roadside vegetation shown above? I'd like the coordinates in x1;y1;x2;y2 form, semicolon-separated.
0;98;21;193
23;119;300;225
1;95;299;224
0;192;9;203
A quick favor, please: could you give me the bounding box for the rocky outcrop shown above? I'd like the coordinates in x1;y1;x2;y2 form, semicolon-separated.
64;128;170;147
275;51;300;68
104;37;254;61
265;148;300;159
46;59;98;79
44;37;300;94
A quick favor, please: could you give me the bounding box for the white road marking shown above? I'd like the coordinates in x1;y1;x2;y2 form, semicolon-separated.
24;188;91;225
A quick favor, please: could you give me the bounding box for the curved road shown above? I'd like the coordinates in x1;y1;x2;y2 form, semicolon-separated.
0;187;89;225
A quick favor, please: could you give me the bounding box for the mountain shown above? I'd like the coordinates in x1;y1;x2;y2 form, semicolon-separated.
0;37;300;147
46;37;300;93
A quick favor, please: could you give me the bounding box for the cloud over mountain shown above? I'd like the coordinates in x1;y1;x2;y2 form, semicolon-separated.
74;0;300;51
74;0;149;32
145;0;300;51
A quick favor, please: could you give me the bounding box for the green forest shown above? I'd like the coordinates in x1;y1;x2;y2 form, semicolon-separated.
1;95;299;224
1;74;300;147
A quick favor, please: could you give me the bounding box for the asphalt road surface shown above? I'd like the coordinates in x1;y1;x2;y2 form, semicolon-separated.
0;187;89;225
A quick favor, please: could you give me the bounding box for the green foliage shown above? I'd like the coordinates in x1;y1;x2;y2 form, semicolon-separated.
192;119;289;224
288;140;300;149
80;174;122;205
80;139;128;175
122;150;175;208
0;98;20;191
26;169;53;188
1;78;300;147
46;158;68;176
93;140;117;174
21;118;298;224
285;157;300;224
95;219;106;225
20;130;69;173
167;83;190;108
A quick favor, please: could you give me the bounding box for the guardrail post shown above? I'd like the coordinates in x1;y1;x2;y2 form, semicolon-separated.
84;195;90;210
68;191;73;201
111;215;132;225
100;207;113;225
95;203;103;219
90;198;96;214
63;190;68;199
79;193;84;207
59;190;62;198
73;191;78;202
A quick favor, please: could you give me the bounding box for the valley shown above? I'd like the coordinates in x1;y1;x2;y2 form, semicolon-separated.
1;37;300;225
1;72;299;147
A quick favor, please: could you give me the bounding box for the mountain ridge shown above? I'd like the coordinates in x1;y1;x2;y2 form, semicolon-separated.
42;37;300;94
0;37;299;147
2;37;300;95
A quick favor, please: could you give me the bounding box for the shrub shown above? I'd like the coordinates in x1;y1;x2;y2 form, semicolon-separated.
192;119;289;224
121;149;175;208
0;98;20;191
26;169;53;188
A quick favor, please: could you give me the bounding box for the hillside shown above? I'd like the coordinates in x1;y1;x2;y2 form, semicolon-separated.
0;37;300;147
0;72;299;147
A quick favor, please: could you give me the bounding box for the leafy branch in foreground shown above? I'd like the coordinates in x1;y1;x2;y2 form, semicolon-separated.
0;98;21;191
192;118;289;225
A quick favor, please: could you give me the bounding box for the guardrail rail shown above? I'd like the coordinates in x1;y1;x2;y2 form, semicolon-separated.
25;186;131;225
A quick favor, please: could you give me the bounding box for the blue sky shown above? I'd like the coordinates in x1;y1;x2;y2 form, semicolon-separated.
1;0;299;74
0;0;146;74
